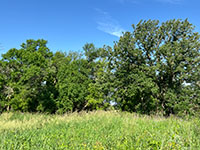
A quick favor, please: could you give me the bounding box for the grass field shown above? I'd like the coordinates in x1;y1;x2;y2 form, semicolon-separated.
0;111;199;150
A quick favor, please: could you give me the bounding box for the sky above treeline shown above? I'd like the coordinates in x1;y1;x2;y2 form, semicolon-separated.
0;0;200;55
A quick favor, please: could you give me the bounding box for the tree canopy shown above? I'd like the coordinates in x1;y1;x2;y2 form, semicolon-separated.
109;19;200;115
0;19;199;116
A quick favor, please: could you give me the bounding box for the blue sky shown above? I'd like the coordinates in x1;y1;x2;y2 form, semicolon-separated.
0;0;200;55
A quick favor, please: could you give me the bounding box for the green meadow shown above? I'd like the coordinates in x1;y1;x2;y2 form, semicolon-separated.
0;111;199;150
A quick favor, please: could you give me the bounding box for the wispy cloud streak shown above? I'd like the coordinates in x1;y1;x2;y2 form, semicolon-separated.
97;21;125;37
95;9;125;37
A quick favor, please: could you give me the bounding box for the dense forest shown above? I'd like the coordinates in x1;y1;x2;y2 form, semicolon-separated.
0;19;200;116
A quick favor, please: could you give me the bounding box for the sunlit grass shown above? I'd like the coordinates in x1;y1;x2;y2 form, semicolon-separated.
0;111;199;149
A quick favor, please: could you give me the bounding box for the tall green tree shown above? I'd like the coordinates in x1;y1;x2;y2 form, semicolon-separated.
1;39;56;112
55;52;91;113
0;60;6;112
109;19;200;115
83;44;112;110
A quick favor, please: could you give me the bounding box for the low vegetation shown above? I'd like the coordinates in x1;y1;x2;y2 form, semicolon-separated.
0;111;199;149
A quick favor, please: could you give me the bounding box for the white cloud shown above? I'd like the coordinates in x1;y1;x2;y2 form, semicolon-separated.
97;22;124;37
95;9;125;37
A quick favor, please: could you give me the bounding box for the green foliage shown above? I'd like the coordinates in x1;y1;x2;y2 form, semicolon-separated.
84;44;112;110
0;111;200;149
109;19;200;115
0;61;6;112
0;19;199;116
56;52;91;113
86;60;110;110
0;39;56;113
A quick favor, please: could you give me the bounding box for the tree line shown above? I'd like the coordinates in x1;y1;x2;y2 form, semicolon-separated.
0;19;200;116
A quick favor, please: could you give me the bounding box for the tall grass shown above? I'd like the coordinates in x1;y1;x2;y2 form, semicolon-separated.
0;111;199;149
